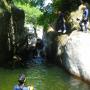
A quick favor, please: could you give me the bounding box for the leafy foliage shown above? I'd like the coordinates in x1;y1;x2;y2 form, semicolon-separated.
29;0;44;8
12;0;90;30
12;0;43;25
0;0;11;11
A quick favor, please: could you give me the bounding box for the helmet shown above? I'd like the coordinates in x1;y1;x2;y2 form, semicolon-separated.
18;74;26;83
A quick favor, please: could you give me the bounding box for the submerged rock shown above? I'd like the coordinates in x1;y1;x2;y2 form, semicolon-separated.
63;31;90;82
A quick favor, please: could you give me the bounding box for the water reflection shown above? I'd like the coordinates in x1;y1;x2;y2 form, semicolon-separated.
26;61;90;90
68;77;90;90
0;57;90;90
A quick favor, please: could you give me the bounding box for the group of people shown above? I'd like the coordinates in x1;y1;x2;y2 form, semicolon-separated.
57;2;89;33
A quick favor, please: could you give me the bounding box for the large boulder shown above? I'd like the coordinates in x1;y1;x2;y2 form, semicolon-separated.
46;30;90;82
62;31;90;82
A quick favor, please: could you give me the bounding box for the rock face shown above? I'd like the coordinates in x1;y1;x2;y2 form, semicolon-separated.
0;11;10;65
0;7;25;66
62;31;90;82
11;7;25;41
44;26;58;62
46;30;90;82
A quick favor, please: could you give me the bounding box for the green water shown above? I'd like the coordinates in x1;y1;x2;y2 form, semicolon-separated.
0;63;90;90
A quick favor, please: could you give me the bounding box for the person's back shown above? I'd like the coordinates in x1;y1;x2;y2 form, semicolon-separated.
14;74;31;90
14;84;29;90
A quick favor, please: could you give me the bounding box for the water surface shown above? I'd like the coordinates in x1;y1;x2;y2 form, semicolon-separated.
0;58;90;90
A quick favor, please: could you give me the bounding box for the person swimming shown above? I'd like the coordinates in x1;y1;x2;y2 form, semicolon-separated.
14;74;33;90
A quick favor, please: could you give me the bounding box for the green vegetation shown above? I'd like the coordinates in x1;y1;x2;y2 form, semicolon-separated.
12;0;90;27
12;0;43;25
1;0;90;26
12;0;55;29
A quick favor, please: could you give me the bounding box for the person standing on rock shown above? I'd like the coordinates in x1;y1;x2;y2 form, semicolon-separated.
79;2;89;32
56;11;66;33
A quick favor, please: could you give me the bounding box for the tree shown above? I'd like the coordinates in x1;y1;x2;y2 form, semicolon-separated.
1;0;12;11
12;0;43;25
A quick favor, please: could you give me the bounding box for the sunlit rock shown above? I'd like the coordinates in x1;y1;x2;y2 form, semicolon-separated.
63;31;90;82
57;34;68;56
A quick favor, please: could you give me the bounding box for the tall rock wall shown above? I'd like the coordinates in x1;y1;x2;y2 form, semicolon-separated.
0;7;25;66
11;7;25;41
44;27;58;63
0;11;10;65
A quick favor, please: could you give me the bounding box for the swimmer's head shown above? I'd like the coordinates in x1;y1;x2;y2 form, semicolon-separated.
18;74;26;84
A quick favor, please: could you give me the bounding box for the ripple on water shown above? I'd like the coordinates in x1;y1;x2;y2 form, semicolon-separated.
26;64;90;90
0;62;90;90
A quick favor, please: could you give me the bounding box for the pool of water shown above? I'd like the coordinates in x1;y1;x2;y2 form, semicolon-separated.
0;59;90;90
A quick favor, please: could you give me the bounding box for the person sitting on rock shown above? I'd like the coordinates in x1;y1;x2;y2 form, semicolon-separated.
14;74;33;90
